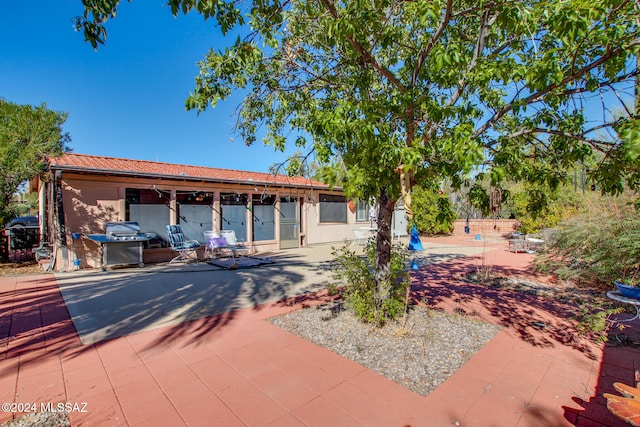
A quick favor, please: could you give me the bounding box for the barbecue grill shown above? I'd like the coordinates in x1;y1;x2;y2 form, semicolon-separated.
87;222;156;270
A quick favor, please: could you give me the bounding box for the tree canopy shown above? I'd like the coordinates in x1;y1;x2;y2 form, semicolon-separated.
0;99;70;223
78;1;640;200
77;0;640;310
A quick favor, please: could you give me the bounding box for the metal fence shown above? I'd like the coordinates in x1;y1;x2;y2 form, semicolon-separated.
1;226;39;262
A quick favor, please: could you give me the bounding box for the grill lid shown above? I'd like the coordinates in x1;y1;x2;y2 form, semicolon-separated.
106;221;141;236
86;222;155;242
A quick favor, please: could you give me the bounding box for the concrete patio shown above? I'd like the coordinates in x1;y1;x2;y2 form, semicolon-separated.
1;236;638;426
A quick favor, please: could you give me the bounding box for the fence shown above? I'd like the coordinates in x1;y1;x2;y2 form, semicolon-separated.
1;226;39;262
451;219;518;237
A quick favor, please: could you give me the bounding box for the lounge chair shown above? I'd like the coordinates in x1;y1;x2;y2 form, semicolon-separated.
219;230;250;258
167;225;201;263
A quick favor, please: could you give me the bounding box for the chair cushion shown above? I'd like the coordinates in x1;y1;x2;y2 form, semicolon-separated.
211;237;228;248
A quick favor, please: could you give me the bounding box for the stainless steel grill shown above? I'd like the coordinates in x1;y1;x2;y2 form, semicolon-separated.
87;222;156;270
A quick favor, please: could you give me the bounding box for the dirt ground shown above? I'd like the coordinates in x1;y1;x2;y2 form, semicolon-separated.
0;261;46;276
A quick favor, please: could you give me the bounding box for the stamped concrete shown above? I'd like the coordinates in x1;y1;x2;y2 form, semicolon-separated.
0;236;637;426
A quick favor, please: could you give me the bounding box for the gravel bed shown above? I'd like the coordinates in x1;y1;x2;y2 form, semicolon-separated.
269;301;501;396
0;411;70;427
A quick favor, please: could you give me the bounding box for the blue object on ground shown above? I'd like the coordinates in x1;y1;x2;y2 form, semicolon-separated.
474;234;481;240
408;225;423;251
410;259;419;270
615;281;640;299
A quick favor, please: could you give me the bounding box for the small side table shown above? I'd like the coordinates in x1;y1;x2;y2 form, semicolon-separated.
508;239;527;253
606;291;640;322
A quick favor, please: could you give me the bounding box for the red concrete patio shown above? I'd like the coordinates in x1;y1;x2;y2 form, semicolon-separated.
1;237;638;426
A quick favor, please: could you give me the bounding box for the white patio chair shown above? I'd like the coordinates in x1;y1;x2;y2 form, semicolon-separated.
353;228;368;246
203;230;220;259
219;230;250;258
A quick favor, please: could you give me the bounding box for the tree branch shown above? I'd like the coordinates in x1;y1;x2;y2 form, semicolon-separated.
447;10;493;109
318;0;406;91
473;39;640;139
505;127;619;152
411;0;453;85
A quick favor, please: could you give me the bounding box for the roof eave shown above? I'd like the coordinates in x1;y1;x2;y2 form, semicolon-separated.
48;165;334;190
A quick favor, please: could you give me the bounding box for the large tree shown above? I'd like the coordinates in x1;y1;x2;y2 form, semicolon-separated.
78;0;640;304
0;99;70;223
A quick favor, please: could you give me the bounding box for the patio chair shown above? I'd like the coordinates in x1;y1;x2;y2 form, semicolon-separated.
353;227;375;246
166;225;201;264
205;234;232;259
219;230;250;258
353;228;368;246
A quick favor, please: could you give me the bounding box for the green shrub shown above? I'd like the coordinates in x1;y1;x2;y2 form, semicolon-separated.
509;184;582;234
412;184;457;235
538;197;640;288
331;241;410;325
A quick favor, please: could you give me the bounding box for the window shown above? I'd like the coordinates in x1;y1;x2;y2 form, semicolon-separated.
356;199;370;222
221;193;248;242
125;188;170;246
175;191;215;242
252;194;275;241
319;194;347;223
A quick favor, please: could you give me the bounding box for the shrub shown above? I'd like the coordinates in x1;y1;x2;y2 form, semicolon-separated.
538;197;640;288
331;241;410;325
508;184;582;234
412;184;457;235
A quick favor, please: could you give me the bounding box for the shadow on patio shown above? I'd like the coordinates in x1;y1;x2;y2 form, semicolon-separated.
0;275;80;376
53;251;335;347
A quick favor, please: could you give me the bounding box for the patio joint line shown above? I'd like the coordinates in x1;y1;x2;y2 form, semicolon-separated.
183;360;250;426
95;342;139;427
513;352;555;426
131;339;191;426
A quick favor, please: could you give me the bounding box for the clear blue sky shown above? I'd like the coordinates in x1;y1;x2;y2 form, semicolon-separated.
0;1;297;173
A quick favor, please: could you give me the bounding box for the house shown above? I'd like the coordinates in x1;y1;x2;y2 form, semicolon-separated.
31;153;404;271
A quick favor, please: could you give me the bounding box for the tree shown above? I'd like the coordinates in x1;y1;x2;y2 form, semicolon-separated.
77;0;640;311
0;99;70;224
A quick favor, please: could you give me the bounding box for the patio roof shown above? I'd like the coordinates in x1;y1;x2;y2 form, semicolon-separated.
46;153;332;189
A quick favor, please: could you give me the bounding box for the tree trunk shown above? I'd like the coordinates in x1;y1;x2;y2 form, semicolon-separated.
374;188;396;305
395;164;414;220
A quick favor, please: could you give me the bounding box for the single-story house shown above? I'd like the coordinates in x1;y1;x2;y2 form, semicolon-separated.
30;153;407;271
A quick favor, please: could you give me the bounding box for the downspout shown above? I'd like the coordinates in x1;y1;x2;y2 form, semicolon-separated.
54;170;69;271
38;178;46;241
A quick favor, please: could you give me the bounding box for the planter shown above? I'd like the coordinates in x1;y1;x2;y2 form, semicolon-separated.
614;281;640;299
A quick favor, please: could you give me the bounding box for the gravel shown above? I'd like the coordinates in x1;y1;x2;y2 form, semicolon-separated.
269;301;501;396
0;411;70;427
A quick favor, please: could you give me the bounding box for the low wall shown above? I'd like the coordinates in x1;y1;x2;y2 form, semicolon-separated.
451;219;517;237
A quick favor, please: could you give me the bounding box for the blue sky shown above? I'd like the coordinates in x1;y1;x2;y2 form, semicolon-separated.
0;0;297;173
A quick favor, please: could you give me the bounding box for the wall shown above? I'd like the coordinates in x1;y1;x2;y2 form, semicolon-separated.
302;190;367;246
451;219;518;237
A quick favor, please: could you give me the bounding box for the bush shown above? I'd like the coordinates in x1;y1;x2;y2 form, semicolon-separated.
331;241;410;325
508;184;582;234
538;197;640;288
412;184;457;235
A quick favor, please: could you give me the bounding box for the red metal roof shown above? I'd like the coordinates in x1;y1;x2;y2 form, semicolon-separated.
48;153;330;188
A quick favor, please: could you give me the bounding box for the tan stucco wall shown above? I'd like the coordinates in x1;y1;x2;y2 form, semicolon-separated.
302;191;367;246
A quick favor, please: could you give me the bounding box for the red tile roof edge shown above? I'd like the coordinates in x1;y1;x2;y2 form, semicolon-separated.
48;153;334;189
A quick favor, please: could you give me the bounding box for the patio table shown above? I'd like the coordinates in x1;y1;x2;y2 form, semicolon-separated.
607;291;640;322
508;239;528;253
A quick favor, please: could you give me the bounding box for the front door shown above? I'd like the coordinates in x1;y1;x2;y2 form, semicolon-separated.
279;197;299;249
